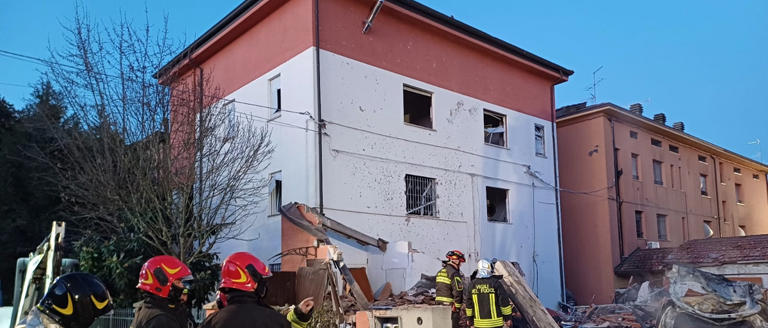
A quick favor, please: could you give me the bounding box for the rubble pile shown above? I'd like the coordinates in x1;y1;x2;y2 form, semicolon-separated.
558;304;648;328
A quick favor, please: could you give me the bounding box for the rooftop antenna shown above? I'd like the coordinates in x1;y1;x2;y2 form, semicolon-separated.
585;66;604;104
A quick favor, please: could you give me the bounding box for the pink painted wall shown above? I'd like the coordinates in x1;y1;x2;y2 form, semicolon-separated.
558;107;768;304
318;0;564;121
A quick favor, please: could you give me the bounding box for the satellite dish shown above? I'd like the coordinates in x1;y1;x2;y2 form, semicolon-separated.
737;226;746;237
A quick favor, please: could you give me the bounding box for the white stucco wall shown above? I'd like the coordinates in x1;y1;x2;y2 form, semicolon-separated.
214;47;319;263
699;263;768;286
318;50;563;307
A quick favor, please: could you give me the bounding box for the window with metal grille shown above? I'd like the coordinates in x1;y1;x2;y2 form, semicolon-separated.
269;263;281;273
405;174;437;216
534;124;546;157
483;110;506;147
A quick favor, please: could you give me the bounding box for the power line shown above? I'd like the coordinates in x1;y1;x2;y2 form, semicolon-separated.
0;81;32;89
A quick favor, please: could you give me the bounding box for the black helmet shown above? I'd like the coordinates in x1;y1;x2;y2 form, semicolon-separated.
37;272;114;328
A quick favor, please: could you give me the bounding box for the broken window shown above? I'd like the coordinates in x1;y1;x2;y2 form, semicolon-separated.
735;183;743;204
669;145;679;153
733;167;742;175
629;130;638;139
483;110;506;147
700;174;708;196
657;214;668;240
703;220;714;238
653;160;663;185
269;172;282;216
651;138;662;147
405;174;437;216
269;75;282;115
635;211;644;238
534;124;546;157
631;154;639;180
403;85;433;129
486;186;508;222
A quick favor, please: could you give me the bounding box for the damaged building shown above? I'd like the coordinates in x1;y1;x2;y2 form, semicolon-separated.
556;102;768;305
156;0;573;308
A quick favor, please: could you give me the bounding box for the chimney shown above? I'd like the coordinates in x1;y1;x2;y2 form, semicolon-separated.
629;103;643;116
653;113;667;125
672;121;685;132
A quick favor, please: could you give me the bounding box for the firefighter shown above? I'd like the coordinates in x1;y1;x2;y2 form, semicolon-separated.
200;252;314;328
16;272;114;328
436;249;466;328
131;255;193;328
465;259;513;328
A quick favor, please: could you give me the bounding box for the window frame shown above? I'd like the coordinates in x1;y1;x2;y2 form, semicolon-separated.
534;124;546;157
735;183;744;204
631;153;640;180
698;155;708;163
699;174;708;196
485;186;509;223
668;145;679;153
651;138;662;148
657;214;668;241
653;160;664;185
483;110;507;148
269;74;282;116
629;130;638;139
635;211;645;239
269;171;283;216
405;174;438;217
402;85;434;130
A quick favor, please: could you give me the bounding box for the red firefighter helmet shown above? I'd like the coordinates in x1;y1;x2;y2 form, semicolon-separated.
136;255;192;298
446;250;466;263
219;252;271;291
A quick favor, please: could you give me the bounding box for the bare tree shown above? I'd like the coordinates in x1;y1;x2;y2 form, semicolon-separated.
38;7;273;268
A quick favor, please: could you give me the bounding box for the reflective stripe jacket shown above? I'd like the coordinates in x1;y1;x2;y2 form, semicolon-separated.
465;277;513;328
435;263;464;308
199;291;311;328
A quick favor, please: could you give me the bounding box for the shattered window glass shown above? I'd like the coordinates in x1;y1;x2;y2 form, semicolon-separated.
405;174;437;216
484;110;506;147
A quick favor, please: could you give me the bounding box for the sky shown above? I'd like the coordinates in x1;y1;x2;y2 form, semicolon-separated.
1;1;766;163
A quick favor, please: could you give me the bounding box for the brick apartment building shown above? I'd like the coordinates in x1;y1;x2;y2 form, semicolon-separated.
556;102;768;304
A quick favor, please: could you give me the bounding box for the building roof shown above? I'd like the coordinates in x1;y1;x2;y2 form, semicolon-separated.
555;102;768;172
614;247;674;277
156;0;573;79
665;234;768;267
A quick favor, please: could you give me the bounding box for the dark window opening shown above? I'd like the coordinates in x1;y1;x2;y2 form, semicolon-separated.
651;138;662;147
403;86;433;129
635;211;644;238
754;174;760;180
669;145;679;153
405;174;437;216
629;130;638;139
270;178;282;216
698;155;707;163
534;124;546;157
735;183;743;204
734;167;742;174
486;187;508;223
483;110;506;147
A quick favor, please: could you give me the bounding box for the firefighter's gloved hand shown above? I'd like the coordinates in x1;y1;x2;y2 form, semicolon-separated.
298;297;315;314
